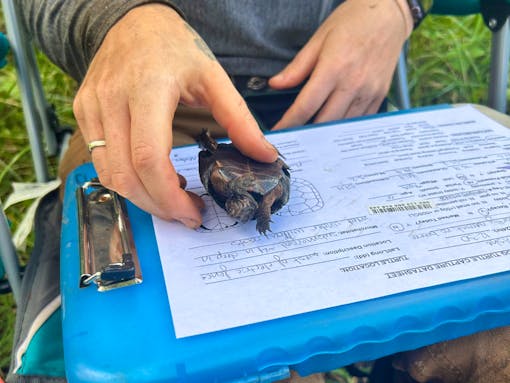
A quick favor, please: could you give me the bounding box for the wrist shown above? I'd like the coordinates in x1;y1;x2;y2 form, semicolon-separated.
405;0;434;29
393;0;415;38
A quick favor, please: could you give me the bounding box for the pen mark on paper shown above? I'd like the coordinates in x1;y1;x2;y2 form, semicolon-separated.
197;178;323;232
276;178;324;216
194;223;386;284
196;193;238;232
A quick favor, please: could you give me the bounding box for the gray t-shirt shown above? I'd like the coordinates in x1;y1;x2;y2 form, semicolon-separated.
19;0;342;82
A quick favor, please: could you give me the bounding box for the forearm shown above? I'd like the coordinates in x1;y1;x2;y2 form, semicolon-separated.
17;0;183;82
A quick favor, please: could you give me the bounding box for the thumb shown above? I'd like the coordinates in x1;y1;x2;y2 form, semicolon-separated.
269;40;320;90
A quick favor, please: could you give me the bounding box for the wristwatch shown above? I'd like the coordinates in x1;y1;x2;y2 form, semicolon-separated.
406;0;434;29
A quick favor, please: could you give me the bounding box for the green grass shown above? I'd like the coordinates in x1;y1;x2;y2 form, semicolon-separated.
0;51;76;239
0;11;501;380
407;15;492;105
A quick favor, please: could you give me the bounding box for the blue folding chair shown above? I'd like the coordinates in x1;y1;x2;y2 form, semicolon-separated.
0;31;8;68
0;3;67;380
0;31;22;304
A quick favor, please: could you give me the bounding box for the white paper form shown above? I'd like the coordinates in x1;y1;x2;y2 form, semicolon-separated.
153;105;510;338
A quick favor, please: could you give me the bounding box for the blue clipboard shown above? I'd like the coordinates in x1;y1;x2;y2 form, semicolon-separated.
61;107;510;383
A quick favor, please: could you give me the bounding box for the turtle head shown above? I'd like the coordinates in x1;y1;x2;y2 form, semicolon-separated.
197;129;218;153
225;194;258;223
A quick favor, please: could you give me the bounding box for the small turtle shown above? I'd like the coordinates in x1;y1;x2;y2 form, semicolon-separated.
197;129;290;234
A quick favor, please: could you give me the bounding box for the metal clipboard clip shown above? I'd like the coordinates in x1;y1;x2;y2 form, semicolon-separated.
77;179;142;291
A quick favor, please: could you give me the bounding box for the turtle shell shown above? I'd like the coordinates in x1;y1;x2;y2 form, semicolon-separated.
197;130;290;233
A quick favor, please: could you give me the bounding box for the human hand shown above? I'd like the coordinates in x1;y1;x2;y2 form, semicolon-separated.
269;0;412;129
73;4;278;228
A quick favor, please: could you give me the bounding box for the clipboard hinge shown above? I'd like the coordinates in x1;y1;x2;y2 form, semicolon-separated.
77;178;142;291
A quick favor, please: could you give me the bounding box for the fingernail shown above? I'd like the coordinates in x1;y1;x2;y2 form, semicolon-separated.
262;137;276;151
178;217;200;229
265;141;279;158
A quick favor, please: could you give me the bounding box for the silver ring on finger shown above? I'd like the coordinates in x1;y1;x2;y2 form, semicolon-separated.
87;139;106;153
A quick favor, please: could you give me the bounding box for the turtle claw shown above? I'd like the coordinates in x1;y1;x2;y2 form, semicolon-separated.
256;225;272;236
256;217;273;236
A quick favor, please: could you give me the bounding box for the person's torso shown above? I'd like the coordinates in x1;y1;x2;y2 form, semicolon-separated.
172;0;343;76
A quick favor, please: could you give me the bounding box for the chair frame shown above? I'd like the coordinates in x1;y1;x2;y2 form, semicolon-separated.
395;4;510;112
488;19;510;111
2;0;58;183
1;0;59;305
